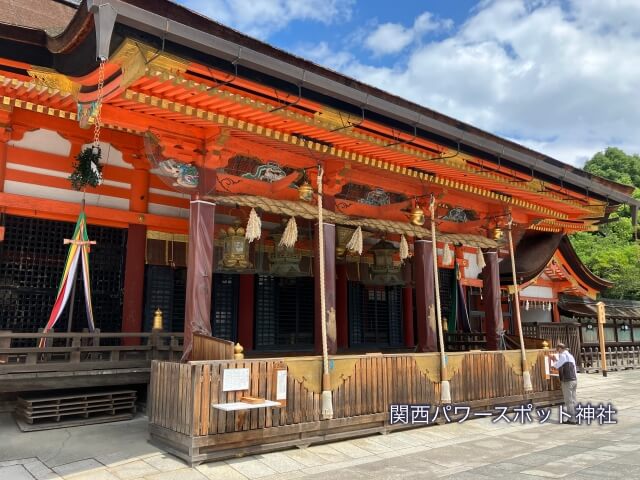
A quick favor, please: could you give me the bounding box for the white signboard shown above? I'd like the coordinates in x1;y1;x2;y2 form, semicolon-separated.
544;356;550;378
222;368;250;392
276;369;287;400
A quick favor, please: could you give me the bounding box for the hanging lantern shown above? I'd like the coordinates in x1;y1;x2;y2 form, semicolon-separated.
366;238;404;286
219;222;253;270
525;300;530;311
298;181;314;202
269;233;303;276
410;204;426;226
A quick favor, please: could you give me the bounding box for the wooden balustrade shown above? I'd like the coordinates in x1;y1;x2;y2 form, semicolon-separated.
580;346;640;373
149;349;560;465
0;331;183;392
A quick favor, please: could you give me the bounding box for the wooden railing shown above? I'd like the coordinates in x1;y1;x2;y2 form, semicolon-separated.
580;346;640;373
0;331;183;392
149;349;560;464
522;322;581;359
445;332;486;351
191;333;234;361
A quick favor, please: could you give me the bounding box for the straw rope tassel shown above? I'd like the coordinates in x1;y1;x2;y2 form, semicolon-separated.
245;208;262;243
318;165;333;419
442;242;453;266
345;226;363;255
399;234;409;262
507;215;533;393
476;247;486;270
279;217;298;248
430;195;451;404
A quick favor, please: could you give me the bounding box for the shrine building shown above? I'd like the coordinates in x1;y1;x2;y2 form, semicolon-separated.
0;0;637;462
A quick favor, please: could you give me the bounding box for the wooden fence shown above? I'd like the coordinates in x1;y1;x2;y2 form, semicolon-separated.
0;331;183;393
580;346;640;373
149;349;560;465
191;334;234;361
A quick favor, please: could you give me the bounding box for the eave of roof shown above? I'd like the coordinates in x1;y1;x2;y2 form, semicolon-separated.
557;236;613;290
0;0;637;208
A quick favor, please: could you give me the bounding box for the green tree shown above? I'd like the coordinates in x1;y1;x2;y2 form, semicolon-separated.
570;147;640;300
584;147;640;188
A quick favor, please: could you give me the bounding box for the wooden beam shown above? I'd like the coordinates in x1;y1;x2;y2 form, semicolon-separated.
0;192;188;233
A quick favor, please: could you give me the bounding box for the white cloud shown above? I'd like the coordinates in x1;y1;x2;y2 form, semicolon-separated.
363;12;453;56
303;0;640;166
178;0;354;38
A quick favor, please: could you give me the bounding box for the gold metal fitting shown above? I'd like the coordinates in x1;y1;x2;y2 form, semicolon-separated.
298;181;314;202
152;308;163;331
410;204;426;226
490;227;504;240
234;342;245;360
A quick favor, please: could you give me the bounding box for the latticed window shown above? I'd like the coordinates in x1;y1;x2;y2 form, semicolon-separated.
211;274;239;341
254;275;314;350
0;215;126;337
349;283;403;347
144;269;237;338
144;265;187;332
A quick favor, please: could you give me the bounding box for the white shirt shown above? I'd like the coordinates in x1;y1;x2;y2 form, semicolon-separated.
553;350;576;375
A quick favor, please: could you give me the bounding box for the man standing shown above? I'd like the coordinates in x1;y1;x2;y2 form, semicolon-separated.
550;342;578;424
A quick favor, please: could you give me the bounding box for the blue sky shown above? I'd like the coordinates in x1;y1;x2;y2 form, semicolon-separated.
176;0;640;167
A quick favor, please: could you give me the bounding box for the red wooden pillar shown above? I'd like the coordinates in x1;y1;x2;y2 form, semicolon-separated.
402;286;414;347
314;221;337;355
414;240;437;352
552;302;560;323
122;167;149;345
0;108;10;193
122;224;147;341
336;263;349;349
237;274;255;351
182;199;216;361
0;133;7;193
482;250;503;350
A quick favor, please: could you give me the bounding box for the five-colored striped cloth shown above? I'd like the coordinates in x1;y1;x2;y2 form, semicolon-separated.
39;212;95;347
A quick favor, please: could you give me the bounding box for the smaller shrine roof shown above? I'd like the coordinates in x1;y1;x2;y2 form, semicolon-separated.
559;296;640;320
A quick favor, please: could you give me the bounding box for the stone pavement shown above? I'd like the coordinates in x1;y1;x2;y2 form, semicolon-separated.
1;370;638;480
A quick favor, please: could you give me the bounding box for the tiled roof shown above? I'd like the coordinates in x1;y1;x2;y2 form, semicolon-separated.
0;0;76;34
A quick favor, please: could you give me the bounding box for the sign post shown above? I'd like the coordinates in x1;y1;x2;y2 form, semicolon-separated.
597;301;607;377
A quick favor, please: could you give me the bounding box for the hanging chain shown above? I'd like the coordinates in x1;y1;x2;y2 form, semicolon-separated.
92;58;106;150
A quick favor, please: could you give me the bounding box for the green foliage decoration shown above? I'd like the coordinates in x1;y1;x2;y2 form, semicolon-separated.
69;146;103;191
